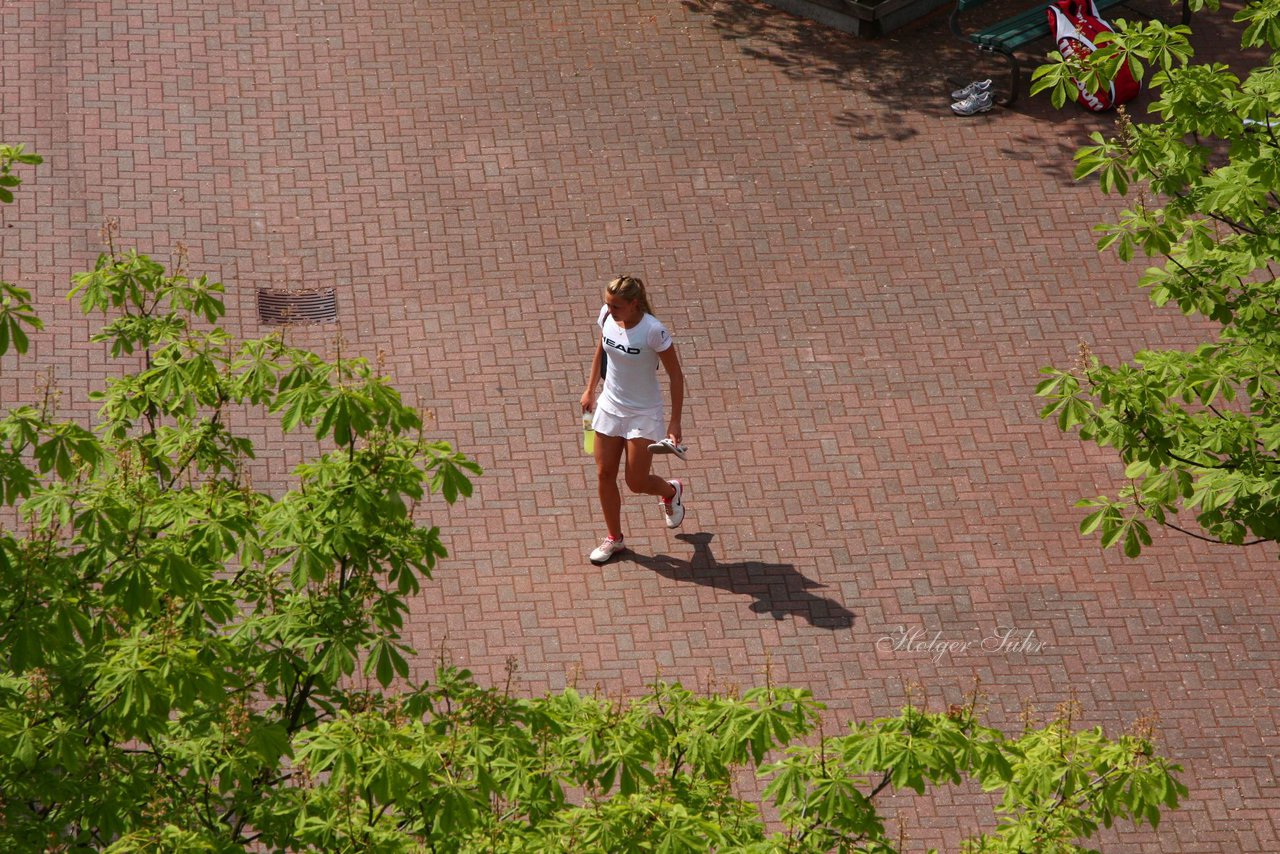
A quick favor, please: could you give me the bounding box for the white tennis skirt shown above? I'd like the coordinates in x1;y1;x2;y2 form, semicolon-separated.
592;407;665;442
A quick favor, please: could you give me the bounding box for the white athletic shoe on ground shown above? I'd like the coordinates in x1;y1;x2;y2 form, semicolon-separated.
662;479;685;529
647;438;688;460
951;90;994;116
951;78;992;100
589;535;626;565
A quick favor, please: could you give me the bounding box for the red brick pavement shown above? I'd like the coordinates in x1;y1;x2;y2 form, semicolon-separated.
2;0;1277;849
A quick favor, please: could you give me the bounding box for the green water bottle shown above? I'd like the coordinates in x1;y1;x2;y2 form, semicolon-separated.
582;411;595;454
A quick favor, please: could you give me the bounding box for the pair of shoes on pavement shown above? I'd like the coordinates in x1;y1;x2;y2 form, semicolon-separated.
588;480;685;564
951;79;994;116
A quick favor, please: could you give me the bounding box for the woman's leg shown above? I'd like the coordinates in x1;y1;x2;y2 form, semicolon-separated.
594;432;626;539
623;438;678;499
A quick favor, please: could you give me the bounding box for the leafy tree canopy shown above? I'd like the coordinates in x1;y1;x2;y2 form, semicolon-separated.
1032;0;1280;557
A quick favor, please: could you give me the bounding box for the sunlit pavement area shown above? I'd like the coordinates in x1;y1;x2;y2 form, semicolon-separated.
3;0;1277;848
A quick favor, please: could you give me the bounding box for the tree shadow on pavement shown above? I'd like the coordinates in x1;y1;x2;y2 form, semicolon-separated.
628;532;856;630
680;0;1251;147
680;0;1017;116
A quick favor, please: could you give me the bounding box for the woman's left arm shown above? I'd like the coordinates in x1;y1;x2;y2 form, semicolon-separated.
658;345;683;444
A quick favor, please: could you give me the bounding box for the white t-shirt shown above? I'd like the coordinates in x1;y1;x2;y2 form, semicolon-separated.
596;305;672;416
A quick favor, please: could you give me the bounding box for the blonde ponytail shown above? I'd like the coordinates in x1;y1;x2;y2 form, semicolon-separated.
607;275;653;316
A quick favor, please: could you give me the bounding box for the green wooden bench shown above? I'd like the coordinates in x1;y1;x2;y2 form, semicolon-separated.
949;0;1190;106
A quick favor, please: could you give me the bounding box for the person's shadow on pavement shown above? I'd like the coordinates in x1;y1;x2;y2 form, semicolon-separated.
627;532;855;630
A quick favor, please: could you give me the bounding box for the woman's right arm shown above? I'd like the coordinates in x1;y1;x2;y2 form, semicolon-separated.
581;339;604;413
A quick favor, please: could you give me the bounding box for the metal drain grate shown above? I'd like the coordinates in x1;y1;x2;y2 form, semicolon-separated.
256;288;338;325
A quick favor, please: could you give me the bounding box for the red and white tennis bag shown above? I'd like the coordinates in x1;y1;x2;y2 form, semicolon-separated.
1046;0;1139;111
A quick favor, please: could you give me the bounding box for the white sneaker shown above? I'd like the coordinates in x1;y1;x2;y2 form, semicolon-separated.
647;438;688;460
950;79;992;100
589;536;626;565
951;90;994;116
661;480;685;529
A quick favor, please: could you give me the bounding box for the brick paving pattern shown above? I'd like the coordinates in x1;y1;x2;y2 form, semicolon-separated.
3;0;1278;849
